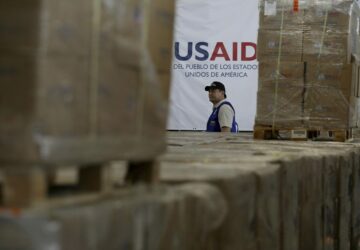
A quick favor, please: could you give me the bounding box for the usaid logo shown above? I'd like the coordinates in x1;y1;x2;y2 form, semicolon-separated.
174;42;257;61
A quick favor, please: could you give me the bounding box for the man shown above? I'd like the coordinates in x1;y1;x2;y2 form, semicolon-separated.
205;81;238;132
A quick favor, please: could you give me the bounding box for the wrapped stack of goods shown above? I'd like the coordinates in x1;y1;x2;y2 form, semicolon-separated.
255;0;360;141
0;0;174;164
0;0;175;217
256;0;306;129
0;0;178;248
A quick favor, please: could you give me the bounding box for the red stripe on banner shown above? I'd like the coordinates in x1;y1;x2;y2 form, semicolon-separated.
293;0;299;12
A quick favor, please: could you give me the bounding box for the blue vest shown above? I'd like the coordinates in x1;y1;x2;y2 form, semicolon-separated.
206;101;238;132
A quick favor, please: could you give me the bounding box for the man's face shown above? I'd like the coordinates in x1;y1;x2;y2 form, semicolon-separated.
208;88;225;104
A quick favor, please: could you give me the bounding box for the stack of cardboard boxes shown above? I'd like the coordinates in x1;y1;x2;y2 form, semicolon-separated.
255;0;360;131
0;0;174;164
257;1;306;128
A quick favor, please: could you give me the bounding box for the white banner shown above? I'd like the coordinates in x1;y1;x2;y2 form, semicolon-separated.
167;0;259;131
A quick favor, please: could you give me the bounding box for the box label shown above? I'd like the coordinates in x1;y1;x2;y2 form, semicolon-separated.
264;1;277;16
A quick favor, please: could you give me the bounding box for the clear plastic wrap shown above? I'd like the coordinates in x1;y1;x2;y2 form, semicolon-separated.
255;62;305;128
303;87;356;128
255;88;304;128
256;0;360;130
304;4;353;32
304;63;357;128
258;61;305;88
0;0;174;165
303;31;349;62
259;6;305;30
258;0;354;61
257;29;303;62
259;0;353;9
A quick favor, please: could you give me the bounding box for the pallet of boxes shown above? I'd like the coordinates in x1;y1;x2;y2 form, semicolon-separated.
254;0;360;142
0;1;226;249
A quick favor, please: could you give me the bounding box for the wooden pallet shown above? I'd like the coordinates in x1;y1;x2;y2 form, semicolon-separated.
0;160;159;208
253;126;353;142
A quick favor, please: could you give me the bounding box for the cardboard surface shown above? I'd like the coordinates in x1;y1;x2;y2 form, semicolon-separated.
257;29;303;62
0;0;174;164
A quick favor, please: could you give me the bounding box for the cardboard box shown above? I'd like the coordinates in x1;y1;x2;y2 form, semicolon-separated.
303;62;357;128
0;57;146;137
259;7;304;31
255;87;304;128
100;0;146;67
97;65;141;136
305;63;353;95
0;1;40;54
102;0;175;70
0;55;168;163
303;87;356;128
148;0;175;72
158;72;172;100
0;0;92;56
259;61;304;89
0;0;147;65
304;6;351;32
0;56;38;135
303;30;350;63
257;29;303;62
35;56;91;136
